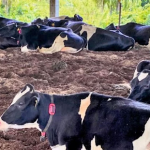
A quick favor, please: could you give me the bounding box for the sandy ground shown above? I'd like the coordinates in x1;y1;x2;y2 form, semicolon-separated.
0;45;149;150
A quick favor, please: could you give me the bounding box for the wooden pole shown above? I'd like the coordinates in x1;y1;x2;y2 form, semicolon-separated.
117;0;122;29
50;0;59;17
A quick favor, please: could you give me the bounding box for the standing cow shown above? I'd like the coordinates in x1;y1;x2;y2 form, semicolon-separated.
1;84;150;149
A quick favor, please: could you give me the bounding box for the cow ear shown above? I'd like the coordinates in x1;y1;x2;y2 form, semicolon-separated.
21;83;35;93
32;93;40;108
143;69;150;74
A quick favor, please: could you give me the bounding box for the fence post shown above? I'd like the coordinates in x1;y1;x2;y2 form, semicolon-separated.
50;0;59;17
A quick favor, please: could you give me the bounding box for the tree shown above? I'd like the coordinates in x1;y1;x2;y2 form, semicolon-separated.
94;0;141;11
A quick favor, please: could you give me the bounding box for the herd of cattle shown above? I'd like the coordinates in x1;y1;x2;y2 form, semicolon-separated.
0;14;150;53
0;14;150;150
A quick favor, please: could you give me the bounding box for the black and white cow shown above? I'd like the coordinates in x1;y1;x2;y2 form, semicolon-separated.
74;24;135;51
0;17;26;28
128;60;150;103
1;84;150;150
0;22;29;40
31;14;83;26
105;22;150;48
19;24;86;53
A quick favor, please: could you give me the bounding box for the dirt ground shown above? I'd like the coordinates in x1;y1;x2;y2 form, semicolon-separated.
0;45;150;150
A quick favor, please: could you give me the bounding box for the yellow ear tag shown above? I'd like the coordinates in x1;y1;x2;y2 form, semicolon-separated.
52;23;55;27
35;99;38;107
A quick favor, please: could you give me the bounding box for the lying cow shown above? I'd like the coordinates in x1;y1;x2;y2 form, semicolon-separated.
31;14;83;26
19;24;86;53
0;17;27;28
74;24;135;51
0;22;29;40
1;84;150;150
128;60;150;103
105;22;150;47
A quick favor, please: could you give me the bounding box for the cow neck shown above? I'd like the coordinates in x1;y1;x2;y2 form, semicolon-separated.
40;94;55;142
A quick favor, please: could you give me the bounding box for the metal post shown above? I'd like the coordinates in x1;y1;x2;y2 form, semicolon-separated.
50;0;59;17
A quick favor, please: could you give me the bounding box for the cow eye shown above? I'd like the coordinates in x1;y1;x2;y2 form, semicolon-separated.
19;101;25;105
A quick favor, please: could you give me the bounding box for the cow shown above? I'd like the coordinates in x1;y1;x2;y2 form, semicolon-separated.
1;84;150;150
31;14;83;26
128;60;150;103
105;22;150;48
0;22;29;40
74;24;135;51
18;24;86;54
0;36;19;49
0;17;24;28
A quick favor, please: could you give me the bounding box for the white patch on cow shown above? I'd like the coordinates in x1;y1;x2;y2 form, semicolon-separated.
21;45;37;53
61;47;83;53
138;72;148;81
39;35;67;54
78;92;92;121
80;24;96;49
12;86;31;105
145;39;150;50
133;68;138;79
51;144;87;150
51;145;66;150
107;98;112;101
133;118;150;150
91;137;103;150
0;118;41;132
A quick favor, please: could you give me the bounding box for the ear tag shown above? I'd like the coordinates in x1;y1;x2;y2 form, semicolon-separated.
51;23;55;27
36;25;40;28
49;104;55;115
35;99;38;107
17;28;22;34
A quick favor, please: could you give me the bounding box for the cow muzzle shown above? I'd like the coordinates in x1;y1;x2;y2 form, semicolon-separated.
0;118;9;132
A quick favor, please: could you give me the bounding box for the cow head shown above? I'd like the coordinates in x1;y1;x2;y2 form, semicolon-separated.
19;25;41;52
0;22;28;39
0;84;40;131
132;60;150;79
65;14;83;21
44;18;69;27
31;18;45;25
128;69;150;103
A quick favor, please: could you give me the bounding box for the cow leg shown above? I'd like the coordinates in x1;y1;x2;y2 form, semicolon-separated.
66;138;82;150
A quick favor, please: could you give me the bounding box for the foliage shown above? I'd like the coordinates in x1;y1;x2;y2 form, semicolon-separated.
0;0;149;28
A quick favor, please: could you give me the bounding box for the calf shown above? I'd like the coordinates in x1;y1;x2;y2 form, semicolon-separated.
106;22;150;47
75;24;135;51
19;24;86;53
1;84;150;150
128;60;150;103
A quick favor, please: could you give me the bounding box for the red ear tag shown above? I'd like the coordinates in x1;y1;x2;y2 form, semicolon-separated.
18;29;22;34
49;104;55;115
